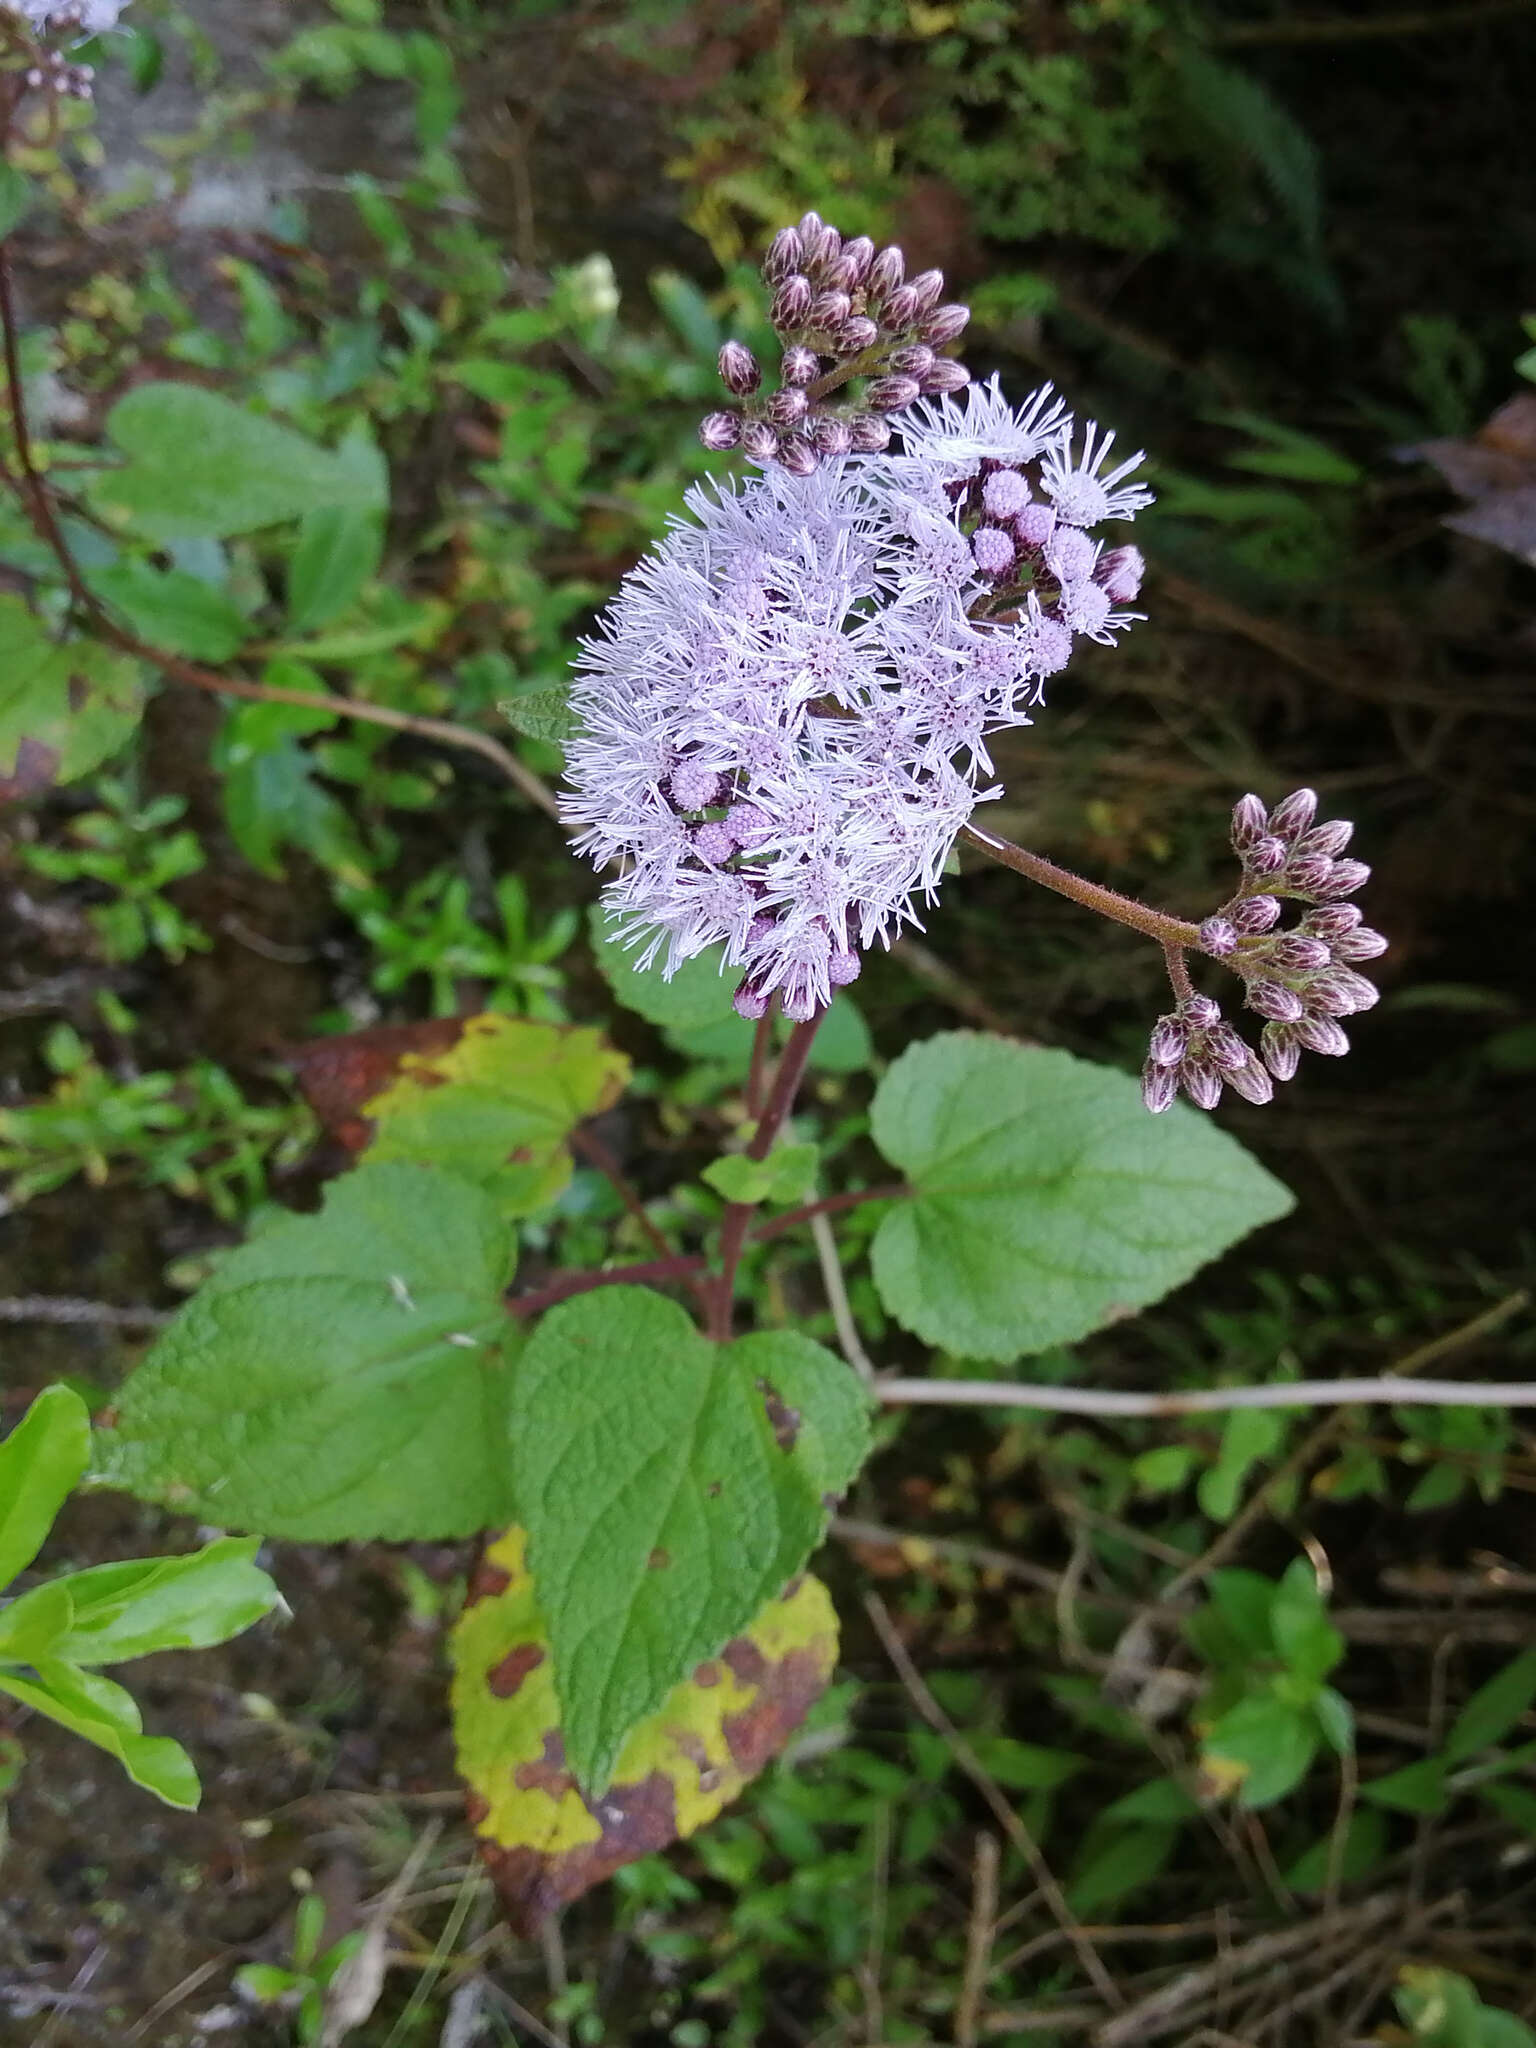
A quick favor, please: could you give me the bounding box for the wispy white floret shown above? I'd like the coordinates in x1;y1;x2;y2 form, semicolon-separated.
564;378;1154;1019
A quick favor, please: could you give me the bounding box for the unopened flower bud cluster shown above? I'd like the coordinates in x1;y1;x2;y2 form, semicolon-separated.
700;210;974;475
1143;789;1386;1114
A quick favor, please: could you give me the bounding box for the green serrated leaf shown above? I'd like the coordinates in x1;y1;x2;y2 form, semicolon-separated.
89;383;385;540
511;1286;872;1795
500;687;577;751
589;908;739;1032
51;1537;280;1665
95;1163;521;1540
868;1035;1294;1362
285;504;384;632
0;1384;92;1590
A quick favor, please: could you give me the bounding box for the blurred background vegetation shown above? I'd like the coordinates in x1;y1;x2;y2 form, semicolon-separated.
2;0;1536;2041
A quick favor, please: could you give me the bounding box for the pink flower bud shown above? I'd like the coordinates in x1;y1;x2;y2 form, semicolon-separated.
1205;1023;1250;1072
1199;916;1238;958
1180;994;1221;1029
1260;1023;1301;1080
808;290;852;331
810;413;854;456
1229;894;1281;934
1247;979;1305;1023
781;345;819;386
763;227;803;283
797;208;826;242
849;415;892;452
1314;859;1370;899
718;340;761;396
1269;933;1331;973
828;948;861;986
699;410;741;451
1300;902;1361;940
771;275;813;329
866;245;905;300
889;343;936;379
1297;1014;1349;1056
734;980;771;1021
1142;1061;1178;1113
776;436;818;477
1298;818;1353;859
1230;793;1268;851
920;359;971;395
1226;1057;1275;1106
1096;544;1145;604
740;419;778;461
918;303;971;347
834;316;880;354
1245;835;1288;876
908;268;946;312
866;375;922;413
1332;925;1387;962
1269;788;1318;841
882;284;921;330
841;235;876;283
1181;1060;1223;1111
1285;853;1335;894
766;385;809;427
1148;1015;1187;1066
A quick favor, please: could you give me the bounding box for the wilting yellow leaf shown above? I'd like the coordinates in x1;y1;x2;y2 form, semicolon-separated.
350;1014;627;1217
450;1529;838;1930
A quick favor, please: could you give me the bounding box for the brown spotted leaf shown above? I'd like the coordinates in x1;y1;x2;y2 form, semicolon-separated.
289;1014;628;1217
451;1528;838;1932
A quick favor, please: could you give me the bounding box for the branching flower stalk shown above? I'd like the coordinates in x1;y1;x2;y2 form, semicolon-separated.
566;204;1386;1233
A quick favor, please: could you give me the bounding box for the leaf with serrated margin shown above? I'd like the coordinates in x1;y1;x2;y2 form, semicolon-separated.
511;1286;870;1795
869;1034;1293;1362
452;1528;837;1931
95;1163;520;1540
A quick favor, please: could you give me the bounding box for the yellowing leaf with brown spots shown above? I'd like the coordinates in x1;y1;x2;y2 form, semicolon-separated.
450;1529;838;1931
300;1014;628;1219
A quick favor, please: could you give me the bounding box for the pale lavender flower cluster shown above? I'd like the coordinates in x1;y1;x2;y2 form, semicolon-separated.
1143;789;1386;1114
565;376;1152;1020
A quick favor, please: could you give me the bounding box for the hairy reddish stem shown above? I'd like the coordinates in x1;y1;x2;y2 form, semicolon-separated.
961;822;1203;952
707;1011;825;1339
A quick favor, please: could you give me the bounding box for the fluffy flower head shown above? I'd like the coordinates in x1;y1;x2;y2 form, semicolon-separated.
564;378;1152;1018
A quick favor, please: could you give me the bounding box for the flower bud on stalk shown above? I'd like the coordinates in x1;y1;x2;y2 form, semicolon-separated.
919;303;971;348
717;341;762;396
